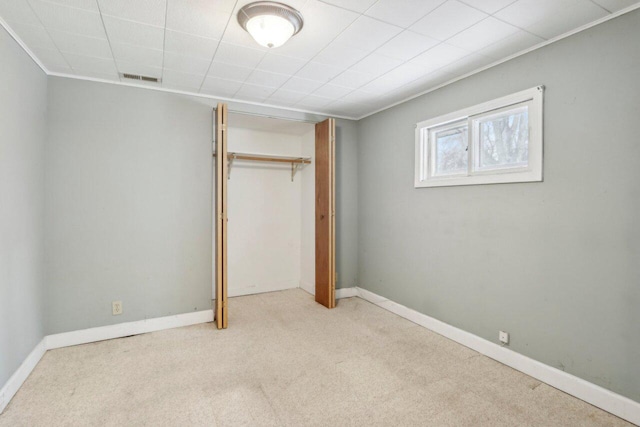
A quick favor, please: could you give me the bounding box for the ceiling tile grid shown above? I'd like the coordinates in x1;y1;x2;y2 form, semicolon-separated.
0;0;638;118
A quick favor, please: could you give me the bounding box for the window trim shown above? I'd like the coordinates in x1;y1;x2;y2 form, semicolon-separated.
415;86;544;188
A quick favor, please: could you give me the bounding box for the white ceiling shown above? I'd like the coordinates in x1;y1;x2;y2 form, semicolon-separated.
1;0;638;119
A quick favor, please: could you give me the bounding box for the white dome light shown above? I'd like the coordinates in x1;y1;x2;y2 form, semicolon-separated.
238;2;304;49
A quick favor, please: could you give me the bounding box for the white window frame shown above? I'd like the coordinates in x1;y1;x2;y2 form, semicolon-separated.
415;86;544;188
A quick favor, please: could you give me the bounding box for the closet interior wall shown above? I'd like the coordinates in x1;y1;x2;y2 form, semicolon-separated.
218;115;315;298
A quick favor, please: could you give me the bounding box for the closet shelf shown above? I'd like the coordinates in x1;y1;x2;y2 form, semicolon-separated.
213;151;312;181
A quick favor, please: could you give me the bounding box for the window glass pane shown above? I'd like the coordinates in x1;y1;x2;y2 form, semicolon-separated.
433;124;468;176
477;107;529;170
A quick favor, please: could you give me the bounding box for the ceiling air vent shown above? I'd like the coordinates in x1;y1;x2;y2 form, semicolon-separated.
120;73;161;83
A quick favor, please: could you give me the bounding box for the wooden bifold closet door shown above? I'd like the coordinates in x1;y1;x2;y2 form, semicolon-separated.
315;118;336;309
214;103;228;329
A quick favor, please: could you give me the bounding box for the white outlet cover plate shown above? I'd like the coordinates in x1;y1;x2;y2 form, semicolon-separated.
112;301;123;315
499;331;509;344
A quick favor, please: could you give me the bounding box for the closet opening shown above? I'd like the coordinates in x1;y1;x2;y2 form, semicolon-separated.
213;104;336;329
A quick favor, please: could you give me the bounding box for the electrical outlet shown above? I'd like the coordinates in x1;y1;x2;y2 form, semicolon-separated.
499;331;509;345
112;301;123;316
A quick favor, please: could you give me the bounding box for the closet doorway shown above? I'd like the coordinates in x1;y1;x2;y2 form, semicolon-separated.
213;103;336;329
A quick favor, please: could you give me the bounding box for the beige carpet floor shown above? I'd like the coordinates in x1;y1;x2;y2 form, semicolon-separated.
0;289;632;426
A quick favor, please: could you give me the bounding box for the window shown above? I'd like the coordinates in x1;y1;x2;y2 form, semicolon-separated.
415;86;543;188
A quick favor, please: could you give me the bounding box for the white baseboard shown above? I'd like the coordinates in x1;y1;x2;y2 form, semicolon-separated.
46;310;213;350
355;287;640;426
0;338;46;414
298;282;357;300
336;287;358;299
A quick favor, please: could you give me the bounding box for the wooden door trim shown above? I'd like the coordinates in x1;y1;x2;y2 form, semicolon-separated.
215;103;228;329
315;118;336;309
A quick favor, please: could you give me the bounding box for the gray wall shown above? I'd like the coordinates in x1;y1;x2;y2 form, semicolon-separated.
335;119;358;289
0;27;48;386
44;78;359;333
357;10;640;402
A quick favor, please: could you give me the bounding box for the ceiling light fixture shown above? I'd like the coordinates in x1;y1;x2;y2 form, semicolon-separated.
237;2;304;49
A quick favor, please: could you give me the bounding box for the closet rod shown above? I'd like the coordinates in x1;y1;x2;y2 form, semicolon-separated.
213;152;311;181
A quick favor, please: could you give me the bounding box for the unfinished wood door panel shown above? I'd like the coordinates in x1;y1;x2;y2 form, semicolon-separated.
315;118;336;309
215;103;228;329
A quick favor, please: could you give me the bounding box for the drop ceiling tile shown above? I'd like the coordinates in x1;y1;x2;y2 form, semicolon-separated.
495;0;607;39
296;94;333;109
164;30;219;60
376;31;440;62
256;53;306;75
334;15;403;51
6;22;58;50
313;84;353;99
97;0;166;27
385;62;433;84
590;0;639;12
350;54;404;76
214;42;266;68
161;69;204;89
245;69;291;88
447;17;519;51
437;52;495;76
48;30;112;59
166;0;230;39
329;69;377;89
116;61;162;79
235;83;276;102
163;51;212;75
408;42;469;73
280;76;323;94
111;43;164;68
40;0;99;11
30;46;71;70
340;90;380;104
0;1;41;26
208;0;238;14
300;1;360;38
400;69;454;93
314;41;370;68
477;29;544;59
319;0;379;13
458;0;517;14
295;62;344;83
63;53;119;76
200;76;243;97
29;0;107;38
207;61;253;82
103;16;164;50
360;63;428;94
360;76;403;94
365;0;446;27
267;88;307;104
410;0;487;41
